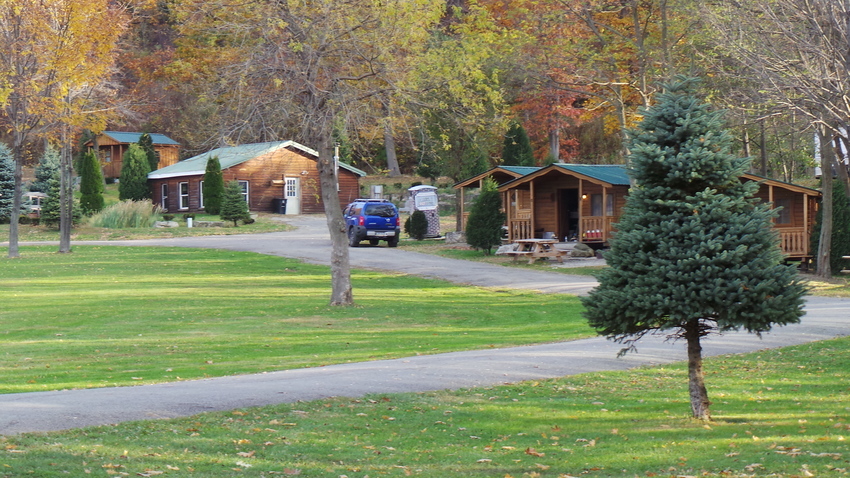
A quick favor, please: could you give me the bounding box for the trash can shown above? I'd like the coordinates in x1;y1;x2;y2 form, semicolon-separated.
272;198;287;214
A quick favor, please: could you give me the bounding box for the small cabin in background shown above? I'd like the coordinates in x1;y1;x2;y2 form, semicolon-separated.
453;166;541;228
85;131;180;178
147;140;365;215
456;164;822;261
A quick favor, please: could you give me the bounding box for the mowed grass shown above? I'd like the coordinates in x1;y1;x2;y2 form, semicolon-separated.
0;246;591;394
2;338;848;477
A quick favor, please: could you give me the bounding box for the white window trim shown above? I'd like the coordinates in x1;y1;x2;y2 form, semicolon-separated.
239;180;249;204
161;184;168;210
199;180;205;209
178;182;189;210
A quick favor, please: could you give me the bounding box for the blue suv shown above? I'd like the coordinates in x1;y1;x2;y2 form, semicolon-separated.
343;199;401;247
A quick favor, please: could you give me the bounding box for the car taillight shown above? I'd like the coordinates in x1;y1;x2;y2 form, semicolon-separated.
395;217;400;226
358;216;365;226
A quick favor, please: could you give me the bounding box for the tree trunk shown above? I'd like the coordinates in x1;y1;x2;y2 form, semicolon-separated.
317;135;354;306
549;128;560;163
685;319;711;421
58;126;73;253
383;102;401;177
817;125;833;278
7;132;24;259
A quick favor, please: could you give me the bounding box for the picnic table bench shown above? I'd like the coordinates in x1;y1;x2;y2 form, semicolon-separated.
502;238;567;265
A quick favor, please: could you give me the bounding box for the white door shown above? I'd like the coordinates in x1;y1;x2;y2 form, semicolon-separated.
284;177;300;215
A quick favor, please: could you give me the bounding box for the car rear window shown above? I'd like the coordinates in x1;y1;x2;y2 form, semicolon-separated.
364;204;396;218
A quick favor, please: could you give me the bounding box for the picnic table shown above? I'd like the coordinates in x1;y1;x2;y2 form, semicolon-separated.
504;238;567;265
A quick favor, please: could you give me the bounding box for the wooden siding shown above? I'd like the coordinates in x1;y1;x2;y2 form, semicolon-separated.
91;143;179;179
148;147;361;214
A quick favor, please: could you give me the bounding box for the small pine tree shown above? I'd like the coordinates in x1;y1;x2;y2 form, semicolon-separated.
220;180;250;226
138;133;159;172
78;150;105;215
0;144;14;223
409;210;428;240
811;180;850;274
31;147;60;193
203;156;225;215
39;173;62;228
465;178;505;254
502;122;535;166
581;77;806;421
119;144;151;201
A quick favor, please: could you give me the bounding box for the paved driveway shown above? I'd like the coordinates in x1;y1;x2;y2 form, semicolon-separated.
1;215;847;435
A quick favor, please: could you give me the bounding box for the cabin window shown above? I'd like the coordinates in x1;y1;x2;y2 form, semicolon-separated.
775;198;792;224
179;182;189;210
239;180;249;204
104;151;111;163
606;194;615;216
199;180;205;209
591;194;603;216
160;184;168;210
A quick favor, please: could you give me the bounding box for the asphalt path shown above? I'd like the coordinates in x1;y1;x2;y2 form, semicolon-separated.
1;215;847;435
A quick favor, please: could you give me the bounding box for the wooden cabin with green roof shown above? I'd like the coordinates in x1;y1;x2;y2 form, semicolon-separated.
453;165;541;229
147;141;365;215
85;131;180;178
492;164;821;261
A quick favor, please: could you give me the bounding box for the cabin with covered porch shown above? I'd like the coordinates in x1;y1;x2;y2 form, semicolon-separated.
454;165;541;228
491;164;821;261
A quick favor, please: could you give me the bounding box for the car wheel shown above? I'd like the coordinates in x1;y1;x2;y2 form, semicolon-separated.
348;228;359;247
387;237;399;248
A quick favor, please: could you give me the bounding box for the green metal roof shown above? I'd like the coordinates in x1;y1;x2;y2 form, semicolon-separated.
500;165;541;176
103;131;179;146
552;164;631;185
148;141;366;179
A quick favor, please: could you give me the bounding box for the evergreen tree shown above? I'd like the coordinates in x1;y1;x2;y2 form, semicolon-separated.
78;150;105;215
119;144;152;201
39;172;62;228
138;133;159;172
31;147;60;193
465;178;505;254
0;144;14;223
202;156;225;215
811;180;850;274
220;180;250;226
501;122;535;166
408;210;428;240
581;78;806;421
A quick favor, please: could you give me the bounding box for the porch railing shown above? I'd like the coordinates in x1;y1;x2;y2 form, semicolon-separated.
778;228;809;258
580;216;616;243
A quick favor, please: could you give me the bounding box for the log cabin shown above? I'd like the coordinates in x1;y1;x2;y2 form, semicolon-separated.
85;131;180;179
147;141;366;215
453;165;541;228
457;164;821;261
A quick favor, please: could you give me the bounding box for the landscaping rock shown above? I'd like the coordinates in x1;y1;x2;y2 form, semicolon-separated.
444;231;466;244
495;243;518;255
195;221;225;228
154;221;179;228
570;243;596;258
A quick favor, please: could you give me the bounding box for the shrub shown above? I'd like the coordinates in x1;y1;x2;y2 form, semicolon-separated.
162;214;175;221
202;156;224;215
220;180;251;226
78;150;105;215
409;210;428;240
89;200;161;228
182;213;196;221
118;144;151;201
465;178;505;254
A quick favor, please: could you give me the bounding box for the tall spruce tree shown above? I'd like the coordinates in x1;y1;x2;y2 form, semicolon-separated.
119;144;151;201
501;122;535;167
78;150;105;215
31;147;60;193
220;180;250;226
581;78;806;421
202;156;225;215
0;144;14;223
138;133;159;172
465;178;505;254
39;172;62;228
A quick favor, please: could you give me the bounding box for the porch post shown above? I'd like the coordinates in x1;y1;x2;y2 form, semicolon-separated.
530;181;535;238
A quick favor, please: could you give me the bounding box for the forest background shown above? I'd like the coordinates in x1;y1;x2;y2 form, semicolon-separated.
2;0;850;271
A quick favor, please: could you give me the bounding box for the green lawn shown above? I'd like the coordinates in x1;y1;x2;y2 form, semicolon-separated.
2;338;847;477
0;246;591;394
